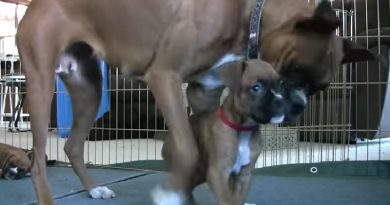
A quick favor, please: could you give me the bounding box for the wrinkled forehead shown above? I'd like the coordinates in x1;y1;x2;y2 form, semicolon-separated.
261;35;335;84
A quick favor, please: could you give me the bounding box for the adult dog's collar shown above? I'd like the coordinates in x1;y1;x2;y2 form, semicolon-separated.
247;0;266;60
218;108;258;132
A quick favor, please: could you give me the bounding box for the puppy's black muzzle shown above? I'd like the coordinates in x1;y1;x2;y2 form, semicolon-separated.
4;166;29;180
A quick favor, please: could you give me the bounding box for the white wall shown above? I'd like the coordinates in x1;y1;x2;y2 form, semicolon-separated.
0;2;27;57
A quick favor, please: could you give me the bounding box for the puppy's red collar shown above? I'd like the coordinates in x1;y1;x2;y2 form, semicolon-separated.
218;108;258;132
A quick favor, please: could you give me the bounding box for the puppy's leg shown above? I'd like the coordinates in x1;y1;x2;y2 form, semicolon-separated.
20;44;57;205
208;166;253;205
58;42;114;199
231;166;253;205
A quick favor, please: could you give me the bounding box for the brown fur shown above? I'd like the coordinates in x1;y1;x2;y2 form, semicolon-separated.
0;143;31;179
162;60;281;205
16;0;376;204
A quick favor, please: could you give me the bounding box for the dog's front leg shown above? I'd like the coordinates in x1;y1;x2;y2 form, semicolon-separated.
145;69;198;174
22;52;57;205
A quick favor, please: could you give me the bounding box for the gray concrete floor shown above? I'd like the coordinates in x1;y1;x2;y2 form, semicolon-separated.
0;166;389;205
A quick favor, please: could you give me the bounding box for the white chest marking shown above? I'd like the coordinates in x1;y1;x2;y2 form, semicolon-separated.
231;131;252;174
199;53;244;90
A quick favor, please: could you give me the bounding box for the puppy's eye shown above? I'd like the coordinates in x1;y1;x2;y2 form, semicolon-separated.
251;82;264;93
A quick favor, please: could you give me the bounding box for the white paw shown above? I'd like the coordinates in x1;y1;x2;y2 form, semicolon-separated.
151;185;184;205
245;203;256;205
89;186;116;199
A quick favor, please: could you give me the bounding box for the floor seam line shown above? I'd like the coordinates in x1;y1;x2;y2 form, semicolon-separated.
25;172;154;205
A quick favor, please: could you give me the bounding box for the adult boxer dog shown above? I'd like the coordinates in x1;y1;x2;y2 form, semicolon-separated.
16;0;375;204
156;60;284;205
0;143;32;180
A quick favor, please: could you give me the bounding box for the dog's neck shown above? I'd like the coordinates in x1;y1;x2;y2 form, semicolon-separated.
219;94;257;132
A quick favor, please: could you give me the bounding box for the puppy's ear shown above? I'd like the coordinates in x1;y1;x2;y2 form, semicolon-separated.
219;60;245;93
341;38;379;64
295;1;340;34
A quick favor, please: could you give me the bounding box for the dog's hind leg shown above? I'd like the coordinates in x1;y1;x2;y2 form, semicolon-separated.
58;42;115;199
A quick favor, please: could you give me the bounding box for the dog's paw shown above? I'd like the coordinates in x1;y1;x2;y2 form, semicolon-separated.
89;186;116;199
244;203;256;205
151;185;184;205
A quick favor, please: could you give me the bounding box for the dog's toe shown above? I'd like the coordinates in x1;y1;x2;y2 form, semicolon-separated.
89;186;116;199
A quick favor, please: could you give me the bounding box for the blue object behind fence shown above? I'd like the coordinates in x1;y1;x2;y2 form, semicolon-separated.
56;61;110;138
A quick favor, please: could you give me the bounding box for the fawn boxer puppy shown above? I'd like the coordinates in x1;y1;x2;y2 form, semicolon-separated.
0;143;32;180
156;60;284;205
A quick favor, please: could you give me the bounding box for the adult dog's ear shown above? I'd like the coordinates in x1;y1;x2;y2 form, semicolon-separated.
341;38;379;64
295;1;340;34
219;60;246;94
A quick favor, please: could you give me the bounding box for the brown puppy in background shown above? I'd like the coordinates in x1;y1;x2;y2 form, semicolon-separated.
156;60;284;205
0;143;32;180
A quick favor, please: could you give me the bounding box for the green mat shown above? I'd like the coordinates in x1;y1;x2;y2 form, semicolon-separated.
109;160;390;178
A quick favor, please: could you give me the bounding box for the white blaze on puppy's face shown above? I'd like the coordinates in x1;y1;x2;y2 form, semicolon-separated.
270;88;285;124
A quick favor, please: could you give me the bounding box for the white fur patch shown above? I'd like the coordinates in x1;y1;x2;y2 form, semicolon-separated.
56;55;78;74
295;89;307;105
151;186;184;205
199;53;244;90
245;203;256;205
231;131;252;174
9;167;18;174
211;53;244;70
271;89;283;99
200;74;224;90
271;115;285;124
89;186;116;199
56;55;88;84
